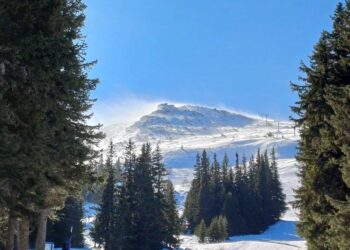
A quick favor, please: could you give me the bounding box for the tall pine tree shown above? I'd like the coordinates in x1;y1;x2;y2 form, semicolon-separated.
163;180;181;248
292;2;350;249
0;1;102;249
46;197;85;248
91;141;116;250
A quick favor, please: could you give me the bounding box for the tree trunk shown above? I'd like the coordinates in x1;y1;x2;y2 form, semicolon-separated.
35;209;49;250
19;219;30;250
5;214;16;250
15;220;19;250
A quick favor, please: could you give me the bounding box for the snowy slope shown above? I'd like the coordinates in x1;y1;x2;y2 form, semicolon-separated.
94;103;305;250
100;103;298;166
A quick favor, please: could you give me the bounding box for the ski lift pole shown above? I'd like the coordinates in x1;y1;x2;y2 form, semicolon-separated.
68;226;73;249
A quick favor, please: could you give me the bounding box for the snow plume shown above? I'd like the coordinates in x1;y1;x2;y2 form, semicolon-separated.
90;95;162;127
89;94;269;128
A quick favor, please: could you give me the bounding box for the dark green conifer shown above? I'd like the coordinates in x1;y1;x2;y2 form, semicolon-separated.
163;181;181;248
91;142;116;250
270;148;286;221
0;1;103;249
46;197;85;248
291;3;350;248
198;150;212;225
183;154;201;231
207;216;228;243
209;154;224;219
292;34;337;248
221;153;230;190
184;149;286;237
194;220;207;243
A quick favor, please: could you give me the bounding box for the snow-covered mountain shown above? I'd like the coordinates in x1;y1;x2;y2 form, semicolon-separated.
129;103;255;138
94;103;305;250
101;103;298;168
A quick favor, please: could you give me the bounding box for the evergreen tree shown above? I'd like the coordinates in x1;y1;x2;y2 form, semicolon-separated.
323;3;350;248
46;197;85;248
163;181;181;248
0;1;102;249
112;142;179;250
115;140;137;250
134;144;164;250
245;155;262;233
183;154;201;231
198;150;212;225
194;220;207;243
270;148;286;221
207;217;220;243
184;149;286;238
152;144;168;193
291;3;350;249
292;33;338;249
228;153;246;234
83;153;105;204
221;190;242;235
221;153;230;190
209;154;224;219
207;216;228;243
217;216;228;241
91;142;116;250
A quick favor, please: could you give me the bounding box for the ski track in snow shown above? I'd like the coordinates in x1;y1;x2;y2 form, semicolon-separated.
83;104;306;250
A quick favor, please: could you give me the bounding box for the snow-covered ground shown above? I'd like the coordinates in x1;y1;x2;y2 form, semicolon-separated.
86;103;305;250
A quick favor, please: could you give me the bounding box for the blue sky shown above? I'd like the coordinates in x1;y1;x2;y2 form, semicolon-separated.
84;0;340;124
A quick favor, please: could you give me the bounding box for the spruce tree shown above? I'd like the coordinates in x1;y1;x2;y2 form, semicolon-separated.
218;216;228;241
152;144;168;193
207;216;228;243
0;1;102;249
114;142;178;250
115;140;137;250
183;154;201;231
194;220;207;243
270;148;286;221
198;150;212;224
163;180;181;248
221;191;242;235
46;197;85;248
207;217;220;243
91;142;116;250
133;144;163;250
185;149;286;237
291;3;350;248
209;154;224;219
323;3;350;248
221;153;230;190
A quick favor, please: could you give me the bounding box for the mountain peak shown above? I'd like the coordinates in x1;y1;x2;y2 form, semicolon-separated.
157;103;176;110
126;103;256;140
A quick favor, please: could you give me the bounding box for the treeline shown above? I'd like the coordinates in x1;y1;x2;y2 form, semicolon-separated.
91;141;182;250
184;148;286;241
291;1;350;249
0;1;103;250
